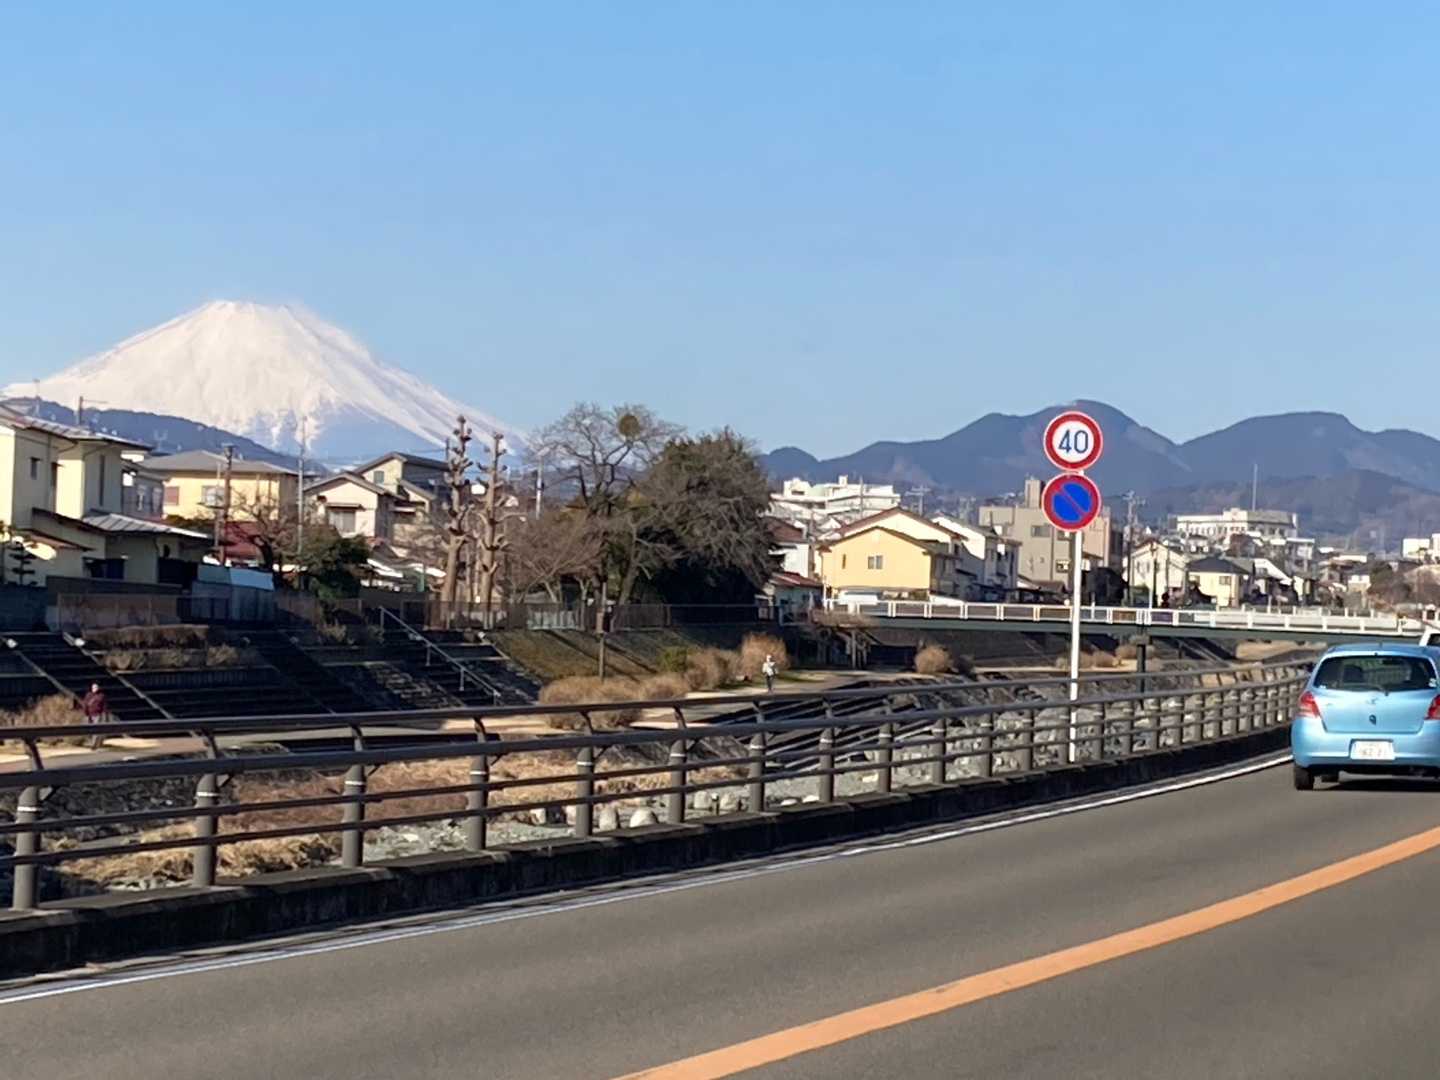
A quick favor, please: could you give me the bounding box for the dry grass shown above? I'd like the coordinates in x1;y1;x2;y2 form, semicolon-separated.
1115;642;1139;661
538;676;644;729
1057;650;1119;670
914;644;955;675
57;826;340;886
88;625;212;649
737;634;789;680
0;694;91;746
103;645;261;672
316;622;381;646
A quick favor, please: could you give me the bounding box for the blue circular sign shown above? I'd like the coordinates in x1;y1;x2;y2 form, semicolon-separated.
1042;473;1102;532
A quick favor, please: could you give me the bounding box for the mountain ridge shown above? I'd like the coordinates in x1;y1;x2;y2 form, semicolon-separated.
762;401;1440;500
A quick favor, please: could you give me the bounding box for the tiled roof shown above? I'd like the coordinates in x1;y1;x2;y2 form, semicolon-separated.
144;450;295;475
82;513;209;539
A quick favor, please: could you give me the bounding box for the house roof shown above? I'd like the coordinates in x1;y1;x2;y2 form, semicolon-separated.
839;506;954;538
822;524;958;557
143;450;295;476
307;472;391;497
1188;556;1247;574
81;513;209;539
770;571;823;590
355;451;447;475
766;518;807;544
0;403;152;450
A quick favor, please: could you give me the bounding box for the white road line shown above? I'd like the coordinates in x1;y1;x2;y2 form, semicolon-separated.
0;752;1290;1007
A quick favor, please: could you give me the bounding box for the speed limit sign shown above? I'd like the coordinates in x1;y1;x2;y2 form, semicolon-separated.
1043;410;1104;472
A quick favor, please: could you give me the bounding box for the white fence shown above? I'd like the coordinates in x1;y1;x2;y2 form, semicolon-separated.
819;599;1431;638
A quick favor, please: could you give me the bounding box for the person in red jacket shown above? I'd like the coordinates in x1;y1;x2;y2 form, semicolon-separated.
82;682;109;750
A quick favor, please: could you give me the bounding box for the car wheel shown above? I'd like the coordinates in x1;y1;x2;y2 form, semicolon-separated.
1293;764;1315;791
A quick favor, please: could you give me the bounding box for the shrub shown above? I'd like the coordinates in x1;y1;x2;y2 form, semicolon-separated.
657;646;692;674
737;634;790;680
538;676;644;729
1115;642;1138;661
0;694;90;746
102;645;260;672
684;648;737;692
914;644;954;675
639;673;689;700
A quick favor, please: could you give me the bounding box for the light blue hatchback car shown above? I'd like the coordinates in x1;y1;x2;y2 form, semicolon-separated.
1291;643;1440;790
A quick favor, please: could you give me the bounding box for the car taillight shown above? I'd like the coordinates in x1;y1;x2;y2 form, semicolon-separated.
1297;691;1322;719
1427;696;1440;721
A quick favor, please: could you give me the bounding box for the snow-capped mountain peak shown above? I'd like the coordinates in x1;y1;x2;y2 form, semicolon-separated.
7;301;517;461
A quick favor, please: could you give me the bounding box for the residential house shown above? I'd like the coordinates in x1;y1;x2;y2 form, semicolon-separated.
353;452;449;541
121;458;166;520
306;473;400;542
145;450;298;521
761;571;824;622
931;514;1017;597
0;405;207;585
1129;539;1188;603
767;518;816;579
817;524;970;602
978;477;1121;588
1186;556;1253;608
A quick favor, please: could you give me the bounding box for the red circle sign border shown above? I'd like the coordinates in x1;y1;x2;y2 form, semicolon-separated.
1042;473;1102;532
1043;410;1104;472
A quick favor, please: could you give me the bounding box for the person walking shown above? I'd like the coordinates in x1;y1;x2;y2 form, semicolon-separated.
82;682;109;750
762;654;777;693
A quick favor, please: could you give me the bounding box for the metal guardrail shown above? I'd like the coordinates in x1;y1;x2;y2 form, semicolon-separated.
819;600;1430;637
373;607;502;705
0;661;1310;911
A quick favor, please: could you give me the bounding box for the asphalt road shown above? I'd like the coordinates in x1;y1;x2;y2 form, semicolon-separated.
6;760;1440;1078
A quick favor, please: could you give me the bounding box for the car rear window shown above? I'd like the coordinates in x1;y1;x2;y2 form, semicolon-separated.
1314;655;1437;693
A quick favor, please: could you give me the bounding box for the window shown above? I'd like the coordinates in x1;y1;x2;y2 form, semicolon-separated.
867;555;884;570
1314;655;1436;692
97;455;107;507
164;486;181;506
328;507;358;533
372;470;386;485
1031;524;1052;538
28;457;39;480
202;485;224;508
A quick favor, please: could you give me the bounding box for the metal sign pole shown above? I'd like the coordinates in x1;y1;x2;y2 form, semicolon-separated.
1069;527;1082;763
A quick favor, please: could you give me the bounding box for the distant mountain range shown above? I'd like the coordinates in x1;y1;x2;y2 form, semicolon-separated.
761;401;1440;543
764;400;1440;498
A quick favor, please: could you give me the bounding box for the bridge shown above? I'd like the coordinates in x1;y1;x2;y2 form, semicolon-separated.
817;598;1438;643
6;662;1440;1076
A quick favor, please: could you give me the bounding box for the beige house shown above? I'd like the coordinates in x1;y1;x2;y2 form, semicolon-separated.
0;405;206;586
817;525;968;601
306;473;399;541
978;477;1120;587
1186;556;1253;608
144;450;298;521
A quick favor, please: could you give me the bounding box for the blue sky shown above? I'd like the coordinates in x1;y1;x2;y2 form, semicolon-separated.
3;4;1439;456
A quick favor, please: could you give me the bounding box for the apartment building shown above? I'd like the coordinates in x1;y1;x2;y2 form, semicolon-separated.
977;478;1120;588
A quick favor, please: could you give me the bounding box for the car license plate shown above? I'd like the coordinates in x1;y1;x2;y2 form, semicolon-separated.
1352;740;1396;762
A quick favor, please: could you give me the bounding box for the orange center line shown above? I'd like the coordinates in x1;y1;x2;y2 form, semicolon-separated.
616;822;1440;1079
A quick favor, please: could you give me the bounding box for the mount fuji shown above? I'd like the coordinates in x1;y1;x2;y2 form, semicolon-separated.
6;301;518;462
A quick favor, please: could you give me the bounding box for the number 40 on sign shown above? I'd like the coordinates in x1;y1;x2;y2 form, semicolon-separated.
1043;410;1104;472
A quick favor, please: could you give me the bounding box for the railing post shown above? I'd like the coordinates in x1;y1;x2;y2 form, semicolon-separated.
876;722;894;793
574;744;594;837
341;763;366;867
666;739;687;824
467;751;491;850
817;727;835;803
11;784;40;911
930;713;948;785
191;772;219;888
973;716;994;778
747;730;767;812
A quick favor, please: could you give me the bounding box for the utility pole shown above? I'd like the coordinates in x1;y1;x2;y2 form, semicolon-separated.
534;453;544;516
905;486;930;516
1121;491;1139;604
214;444;235;564
1251;463;1259;513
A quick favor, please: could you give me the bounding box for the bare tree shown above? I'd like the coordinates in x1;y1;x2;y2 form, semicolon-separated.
441;417;473;605
532;403;683;611
228;493;299;578
506;511;605;602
